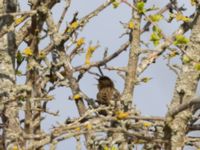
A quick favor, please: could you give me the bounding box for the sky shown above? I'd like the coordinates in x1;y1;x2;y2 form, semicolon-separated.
18;0;199;149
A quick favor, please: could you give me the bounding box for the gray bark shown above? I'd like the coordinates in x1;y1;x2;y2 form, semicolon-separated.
164;8;200;150
0;0;22;149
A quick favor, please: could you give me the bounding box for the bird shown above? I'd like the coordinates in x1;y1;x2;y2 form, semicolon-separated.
96;76;120;107
96;76;121;140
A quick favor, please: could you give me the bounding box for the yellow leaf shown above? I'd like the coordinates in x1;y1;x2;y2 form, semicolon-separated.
136;1;146;14
73;94;82;100
116;111;129;119
88;46;96;52
15;17;24;25
112;1;120;8
128;20;134;29
149;14;163;22
85;46;97;65
150;33;160;40
75;127;80;131
182;55;191;64
175;12;191;22
38;51;46;59
111;0;120;8
143;122;152;127
85;59;91;65
23;47;33;57
150;32;161;46
174;34;189;45
76;38;85;47
111;146;118;150
12;146;19;150
141;77;152;83
66;21;79;33
70;21;79;29
85;123;92;130
194;63;200;71
103;146;109;150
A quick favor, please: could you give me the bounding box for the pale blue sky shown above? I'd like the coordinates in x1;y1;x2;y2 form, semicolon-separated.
17;0;199;149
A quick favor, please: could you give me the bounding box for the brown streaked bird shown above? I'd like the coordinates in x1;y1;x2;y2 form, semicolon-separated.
96;76;120;107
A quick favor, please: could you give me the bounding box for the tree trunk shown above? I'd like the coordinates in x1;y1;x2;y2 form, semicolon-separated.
164;9;200;150
0;0;23;149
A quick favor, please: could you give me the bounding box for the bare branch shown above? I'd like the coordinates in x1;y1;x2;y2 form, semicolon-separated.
168;97;200;117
